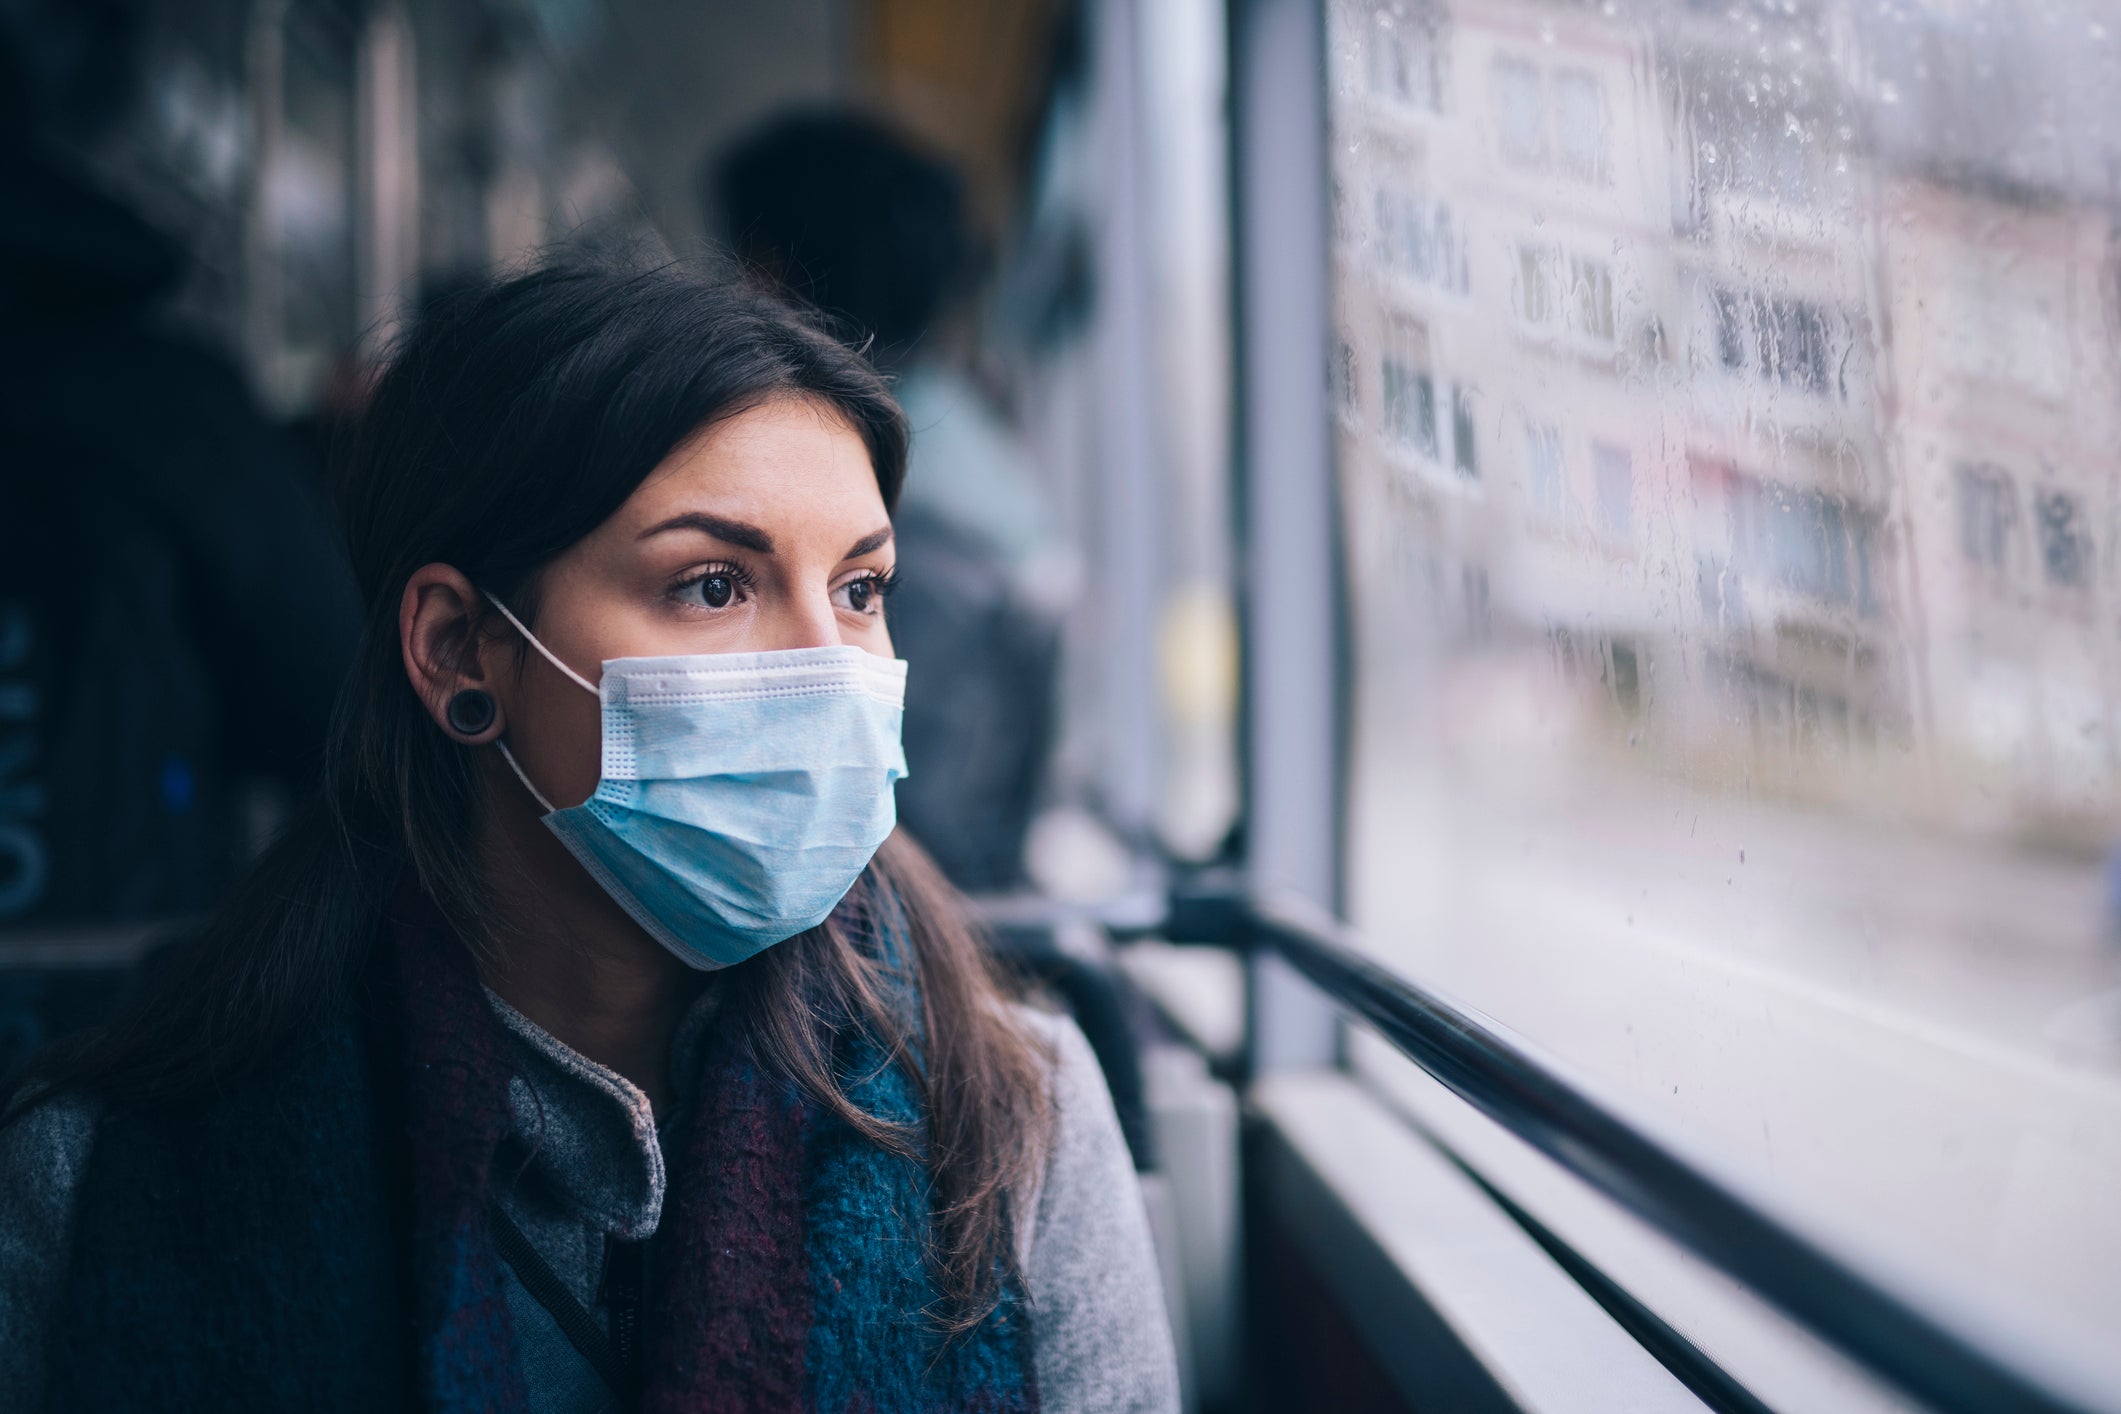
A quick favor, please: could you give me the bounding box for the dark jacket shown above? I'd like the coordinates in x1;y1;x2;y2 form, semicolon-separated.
889;503;1060;892
0;142;359;925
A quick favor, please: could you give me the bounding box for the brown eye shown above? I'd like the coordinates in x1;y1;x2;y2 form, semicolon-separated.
678;569;744;610
835;572;893;615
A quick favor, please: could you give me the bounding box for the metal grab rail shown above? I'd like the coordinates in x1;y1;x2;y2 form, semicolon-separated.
1235;889;2107;1414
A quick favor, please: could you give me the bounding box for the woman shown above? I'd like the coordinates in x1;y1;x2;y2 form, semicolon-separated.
0;262;1180;1412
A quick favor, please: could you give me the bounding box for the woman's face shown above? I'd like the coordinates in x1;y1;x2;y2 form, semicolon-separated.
405;396;896;811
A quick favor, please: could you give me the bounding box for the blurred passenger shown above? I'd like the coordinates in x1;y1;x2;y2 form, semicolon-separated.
0;0;360;927
713;112;1159;1175
712;109;1064;894
0;262;1180;1412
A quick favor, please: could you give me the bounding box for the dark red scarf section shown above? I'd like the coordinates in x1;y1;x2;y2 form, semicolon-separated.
390;885;817;1410
387;884;1036;1413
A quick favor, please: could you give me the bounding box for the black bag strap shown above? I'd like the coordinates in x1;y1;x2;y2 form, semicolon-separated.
490;1203;636;1399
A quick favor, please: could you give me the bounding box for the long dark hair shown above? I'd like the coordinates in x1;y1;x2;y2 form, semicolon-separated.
9;259;1051;1327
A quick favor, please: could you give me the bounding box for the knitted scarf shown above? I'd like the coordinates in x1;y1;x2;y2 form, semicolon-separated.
46;880;1038;1413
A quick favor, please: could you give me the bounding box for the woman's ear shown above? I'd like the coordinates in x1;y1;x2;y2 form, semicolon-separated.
401;563;507;744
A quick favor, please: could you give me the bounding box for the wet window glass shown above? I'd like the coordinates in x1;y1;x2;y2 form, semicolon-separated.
1328;0;2121;1383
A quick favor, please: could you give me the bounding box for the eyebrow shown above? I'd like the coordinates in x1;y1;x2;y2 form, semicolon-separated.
844;526;894;559
638;513;893;562
639;512;774;553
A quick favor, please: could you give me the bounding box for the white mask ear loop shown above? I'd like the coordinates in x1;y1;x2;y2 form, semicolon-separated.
478;590;595;816
493;740;557;814
480;592;600;695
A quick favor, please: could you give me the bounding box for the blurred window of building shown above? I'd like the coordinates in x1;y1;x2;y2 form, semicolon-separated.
1712;286;1842;397
1956;462;2020;575
1492;56;1608;184
1378;188;1469;293
1332;338;1361;426
1384;359;1440;459
1381;318;1439;459
1452;387;1479;479
1552;68;1608;184
1761;295;1836;395
1493;56;1546;168
1592;440;1632;541
1730;476;1877;615
2035;489;2093;591
1518;245;1615;345
1516;242;1556;325
1366;10;1446;113
1711;287;1748;370
1525;421;1566;519
1568;254;1615;343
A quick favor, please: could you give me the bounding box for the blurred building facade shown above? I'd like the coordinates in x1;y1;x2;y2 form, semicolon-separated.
1331;0;2121;843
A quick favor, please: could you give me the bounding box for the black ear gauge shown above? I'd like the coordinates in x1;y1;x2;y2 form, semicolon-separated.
446;688;497;737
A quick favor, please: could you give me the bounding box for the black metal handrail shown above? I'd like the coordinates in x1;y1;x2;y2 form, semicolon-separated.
1239;888;2109;1414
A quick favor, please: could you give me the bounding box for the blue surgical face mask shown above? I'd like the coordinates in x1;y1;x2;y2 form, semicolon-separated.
482;596;909;971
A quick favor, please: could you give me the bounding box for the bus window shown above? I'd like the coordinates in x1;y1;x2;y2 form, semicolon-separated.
1327;0;2121;1391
